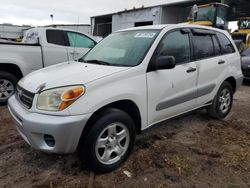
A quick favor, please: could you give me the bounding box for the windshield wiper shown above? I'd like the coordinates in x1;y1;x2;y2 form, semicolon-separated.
84;59;111;66
78;58;84;62
79;59;133;67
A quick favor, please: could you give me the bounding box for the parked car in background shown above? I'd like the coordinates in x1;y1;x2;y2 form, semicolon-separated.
241;47;250;80
0;27;97;104
234;39;246;54
8;24;242;173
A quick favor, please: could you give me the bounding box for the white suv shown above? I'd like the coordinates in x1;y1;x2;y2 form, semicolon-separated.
8;24;243;173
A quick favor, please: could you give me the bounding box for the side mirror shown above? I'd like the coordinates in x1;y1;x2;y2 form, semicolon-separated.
155;56;176;70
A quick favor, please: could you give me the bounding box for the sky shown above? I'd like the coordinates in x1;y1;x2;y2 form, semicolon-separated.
0;0;185;26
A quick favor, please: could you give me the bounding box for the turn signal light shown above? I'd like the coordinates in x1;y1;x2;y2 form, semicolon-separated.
59;87;85;110
61;87;84;101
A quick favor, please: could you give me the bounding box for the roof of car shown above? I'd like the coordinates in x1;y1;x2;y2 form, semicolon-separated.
25;27;96;41
118;25;169;32
118;23;229;35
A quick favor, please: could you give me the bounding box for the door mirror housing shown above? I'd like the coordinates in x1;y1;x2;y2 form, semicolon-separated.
155;56;176;70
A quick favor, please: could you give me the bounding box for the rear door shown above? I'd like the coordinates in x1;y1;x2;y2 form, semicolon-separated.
65;31;96;60
42;29;69;67
146;29;198;126
192;29;232;106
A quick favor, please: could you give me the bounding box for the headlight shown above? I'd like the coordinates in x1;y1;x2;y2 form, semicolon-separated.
37;85;85;111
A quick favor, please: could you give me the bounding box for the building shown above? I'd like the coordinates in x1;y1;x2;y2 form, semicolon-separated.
90;0;199;37
44;24;91;34
0;24;32;40
91;0;250;37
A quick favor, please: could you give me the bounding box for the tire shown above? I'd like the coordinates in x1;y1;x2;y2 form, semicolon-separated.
79;108;136;173
207;81;233;119
0;71;18;105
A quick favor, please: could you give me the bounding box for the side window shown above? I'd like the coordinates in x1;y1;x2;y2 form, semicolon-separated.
67;32;96;48
153;30;191;64
216;32;235;54
193;34;214;60
212;35;221;56
46;30;66;46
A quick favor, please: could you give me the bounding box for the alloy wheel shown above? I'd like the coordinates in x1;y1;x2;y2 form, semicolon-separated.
95;122;130;165
0;79;14;100
218;88;231;114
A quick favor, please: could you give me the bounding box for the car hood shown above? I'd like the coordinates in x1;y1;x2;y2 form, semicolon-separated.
19;61;130;93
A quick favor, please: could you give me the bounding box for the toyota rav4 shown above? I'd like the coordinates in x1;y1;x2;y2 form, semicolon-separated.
8;24;243;173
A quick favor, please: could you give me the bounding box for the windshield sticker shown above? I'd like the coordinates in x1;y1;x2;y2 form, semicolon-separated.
134;33;156;38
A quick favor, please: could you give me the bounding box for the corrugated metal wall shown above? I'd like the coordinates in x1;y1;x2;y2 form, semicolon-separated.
0;25;31;39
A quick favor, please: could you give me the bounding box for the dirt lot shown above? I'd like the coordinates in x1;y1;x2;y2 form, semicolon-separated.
1;84;250;188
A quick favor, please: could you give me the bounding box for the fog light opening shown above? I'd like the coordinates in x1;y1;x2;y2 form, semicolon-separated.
44;134;55;147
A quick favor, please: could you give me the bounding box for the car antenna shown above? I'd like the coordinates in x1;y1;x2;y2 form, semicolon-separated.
73;16;80;61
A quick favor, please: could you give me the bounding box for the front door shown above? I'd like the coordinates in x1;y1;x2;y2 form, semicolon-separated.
147;29;198;126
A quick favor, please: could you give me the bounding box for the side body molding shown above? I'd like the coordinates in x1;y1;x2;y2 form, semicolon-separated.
156;84;216;111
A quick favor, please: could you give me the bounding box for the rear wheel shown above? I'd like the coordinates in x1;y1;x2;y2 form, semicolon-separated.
79;108;136;173
0;71;18;105
207;81;233;119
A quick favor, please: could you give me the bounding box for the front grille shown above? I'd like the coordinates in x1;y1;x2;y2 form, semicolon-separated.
15;85;35;109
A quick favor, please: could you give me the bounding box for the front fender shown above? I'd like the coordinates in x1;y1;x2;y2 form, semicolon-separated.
68;67;148;129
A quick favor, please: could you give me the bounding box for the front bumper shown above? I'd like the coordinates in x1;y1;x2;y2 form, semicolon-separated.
8;95;92;154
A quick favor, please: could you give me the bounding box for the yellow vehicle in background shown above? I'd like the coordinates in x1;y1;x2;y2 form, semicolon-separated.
188;3;229;30
232;17;250;47
188;3;249;49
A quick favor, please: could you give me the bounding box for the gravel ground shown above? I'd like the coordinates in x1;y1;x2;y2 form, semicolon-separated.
0;83;250;188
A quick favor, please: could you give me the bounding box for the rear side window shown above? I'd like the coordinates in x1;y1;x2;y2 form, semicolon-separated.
216;32;235;54
46;30;66;46
67;32;96;48
212;35;221;56
153;30;191;64
193;34;214;60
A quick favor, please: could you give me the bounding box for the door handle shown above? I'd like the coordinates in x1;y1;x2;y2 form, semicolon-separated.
70;51;80;55
218;60;225;64
186;67;197;73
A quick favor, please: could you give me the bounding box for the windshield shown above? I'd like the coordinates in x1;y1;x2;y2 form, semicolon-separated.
216;7;227;26
196;6;215;22
81;30;159;67
239;19;250;29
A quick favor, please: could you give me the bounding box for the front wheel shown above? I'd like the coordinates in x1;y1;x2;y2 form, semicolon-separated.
207;81;233;119
0;71;18;105
79;108;136;173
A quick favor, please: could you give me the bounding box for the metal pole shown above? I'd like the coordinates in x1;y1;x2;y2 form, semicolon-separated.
50;14;54;25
